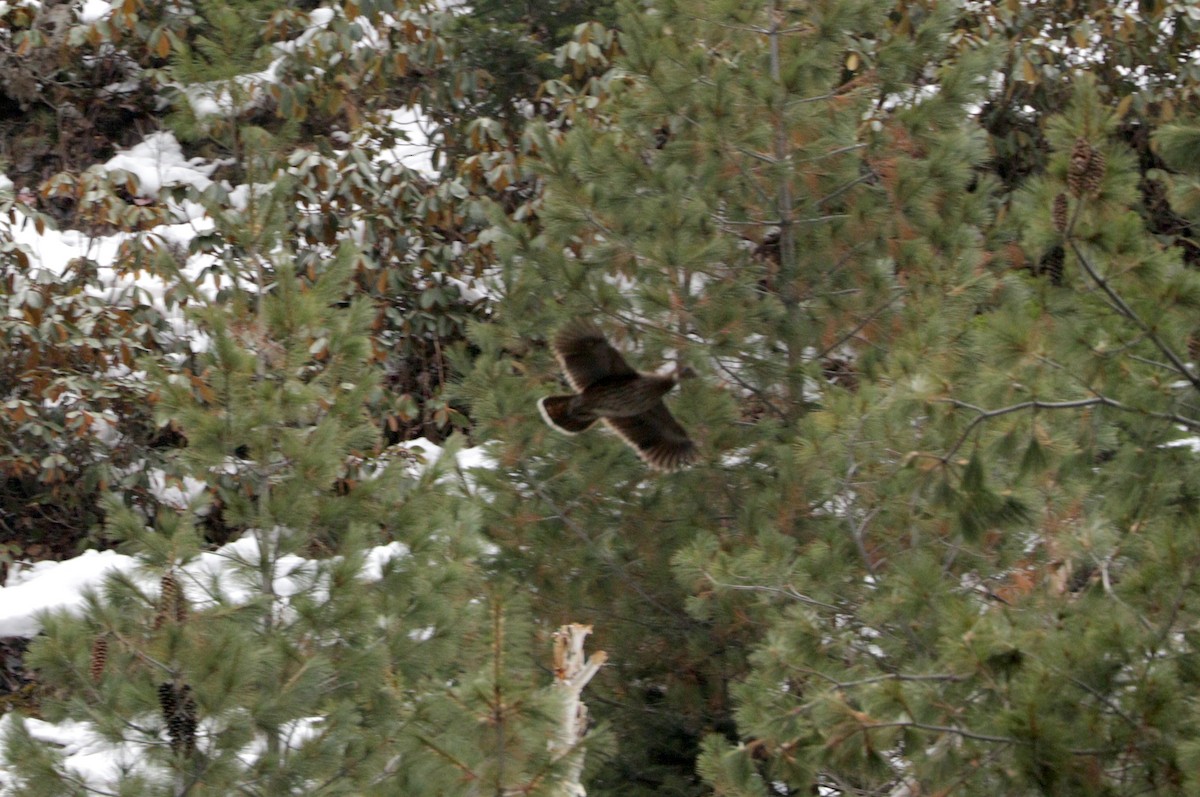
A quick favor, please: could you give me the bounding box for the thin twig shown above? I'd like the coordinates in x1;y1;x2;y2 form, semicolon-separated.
1066;237;1200;393
939;395;1200;462
857;720;1019;745
797;668;968;689
816;289;905;361
711;357;789;422
702;574;840;611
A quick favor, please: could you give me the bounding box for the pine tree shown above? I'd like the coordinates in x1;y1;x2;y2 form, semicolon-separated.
1;241;600;795
456;0;1002;793
682;47;1200;797
2;0;630;791
458;0;1200;792
2;246;445;793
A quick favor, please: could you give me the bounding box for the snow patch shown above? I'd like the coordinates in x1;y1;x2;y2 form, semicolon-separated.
0;715;160;788
0;551;139;637
402;437;496;472
76;0;110;22
0;530;417;637
379;107;438;176
103;131;215;198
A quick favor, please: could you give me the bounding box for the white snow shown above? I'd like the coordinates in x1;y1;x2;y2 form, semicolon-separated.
0;715;159;787
0;502;453;791
379;107;439;176
103;131;215;199
0;438;484;638
147;470;209;510
186;531;320;607
1164;435;1200;452
362;541;411;581
0;707;328;793
0;551;138;637
402;436;496;473
76;0;110;23
0;529;422;639
233;716;325;768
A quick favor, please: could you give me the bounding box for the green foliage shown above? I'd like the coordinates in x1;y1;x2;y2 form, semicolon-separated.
951;0;1200;194
458;0;1002;793
391;587;577;796
678;37;1200;797
443;0;618;143
459;1;1200;795
0;0;510;557
1;235;582;794
14;0;1200;793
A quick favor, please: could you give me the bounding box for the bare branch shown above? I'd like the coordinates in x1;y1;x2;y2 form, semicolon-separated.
857;719;1020;745
549;624;606;797
1066;236;1200;393
938;395;1200;462
702;573;840;611
796;668;968;689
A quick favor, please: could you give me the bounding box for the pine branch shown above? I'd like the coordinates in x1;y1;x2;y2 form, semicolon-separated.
413;732;478;779
53;772;121;797
848;507;879;577
1063;675;1141;730
701;574;840;611
938;396;1200;462
528;478;682;618
815;289;904;361
490;598;507;796
1065;235;1200;393
850;720;1021;745
712;212;851;228
688;14;812;36
800;670;968;689
765;0;804;415
813;169;874;209
839;419;880;576
711;358;789;422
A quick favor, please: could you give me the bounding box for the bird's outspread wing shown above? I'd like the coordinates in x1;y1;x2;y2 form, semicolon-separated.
603;403;698;472
552;318;637;392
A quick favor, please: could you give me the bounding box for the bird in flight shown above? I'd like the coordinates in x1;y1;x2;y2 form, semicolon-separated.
538;319;697;471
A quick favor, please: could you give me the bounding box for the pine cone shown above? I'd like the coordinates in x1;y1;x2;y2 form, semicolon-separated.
172;685;198;756
1052;192;1069;233
154;573;188;629
159;681;198;756
1039;245;1065;286
154;574;178;629
1066;137;1092;198
1082;147;1106;196
157;681;178;721
174;588;189;625
89;635;108;683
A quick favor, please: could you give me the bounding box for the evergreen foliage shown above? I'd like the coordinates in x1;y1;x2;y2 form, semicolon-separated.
459;0;996;793
460;1;1200;794
1;243;581;795
10;0;1200;793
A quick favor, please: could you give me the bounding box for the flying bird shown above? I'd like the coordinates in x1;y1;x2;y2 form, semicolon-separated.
538;319;697;471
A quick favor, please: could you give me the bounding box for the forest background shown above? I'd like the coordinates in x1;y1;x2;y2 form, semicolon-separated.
4;0;1200;794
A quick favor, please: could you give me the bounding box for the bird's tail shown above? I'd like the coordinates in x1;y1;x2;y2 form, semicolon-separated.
538;395;596;434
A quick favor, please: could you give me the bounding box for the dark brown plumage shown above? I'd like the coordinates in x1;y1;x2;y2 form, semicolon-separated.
539;319;697;471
